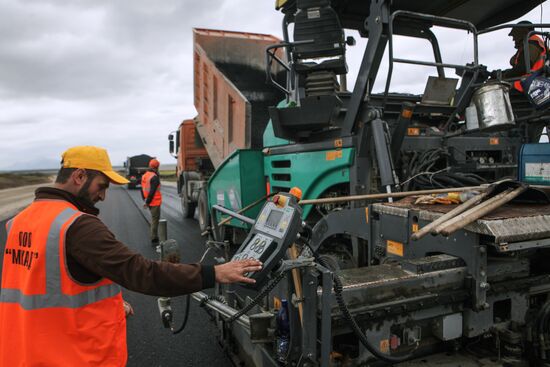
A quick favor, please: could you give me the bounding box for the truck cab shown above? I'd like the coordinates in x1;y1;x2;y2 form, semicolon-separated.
124;154;153;190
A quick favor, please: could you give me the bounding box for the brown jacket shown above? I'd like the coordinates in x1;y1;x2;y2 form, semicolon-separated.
33;187;215;296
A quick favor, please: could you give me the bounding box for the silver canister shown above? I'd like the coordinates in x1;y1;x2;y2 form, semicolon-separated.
471;82;515;131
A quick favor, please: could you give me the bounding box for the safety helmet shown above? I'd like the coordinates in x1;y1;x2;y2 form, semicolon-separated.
149;158;160;169
509;20;534;36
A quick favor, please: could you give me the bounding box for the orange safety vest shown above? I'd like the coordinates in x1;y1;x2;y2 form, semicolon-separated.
0;200;127;367
142;171;162;206
512;34;547;92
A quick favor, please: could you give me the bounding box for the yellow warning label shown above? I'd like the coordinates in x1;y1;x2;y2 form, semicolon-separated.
407;127;420;136
490;137;500;145
334;139;343;148
380;339;390;353
402;108;413;119
387;240;404;256
326;150;343;161
412;223;419;233
365;207;369;224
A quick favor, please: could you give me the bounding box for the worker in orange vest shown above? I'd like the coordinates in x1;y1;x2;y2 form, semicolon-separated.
500;21;547;92
141;158;162;246
0;146;262;367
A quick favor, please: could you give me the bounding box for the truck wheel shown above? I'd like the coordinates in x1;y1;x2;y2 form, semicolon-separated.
198;188;210;232
180;172;197;219
181;194;197;219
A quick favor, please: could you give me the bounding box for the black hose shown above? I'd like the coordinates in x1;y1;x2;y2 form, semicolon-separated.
221;237;414;362
433;174;465;187
314;254;414;363
462;173;487;183
539;301;550;338
445;173;483;186
536;301;550;359
172;295;191;334
225;272;286;324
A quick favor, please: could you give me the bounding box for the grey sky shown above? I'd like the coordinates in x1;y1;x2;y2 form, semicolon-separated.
0;1;548;171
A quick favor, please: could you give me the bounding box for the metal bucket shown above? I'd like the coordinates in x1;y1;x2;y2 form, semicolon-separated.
471;82;515;131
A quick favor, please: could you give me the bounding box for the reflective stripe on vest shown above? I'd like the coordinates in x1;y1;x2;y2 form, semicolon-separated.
0;207;121;310
513;35;547;92
6;218;13;234
142;171;162;206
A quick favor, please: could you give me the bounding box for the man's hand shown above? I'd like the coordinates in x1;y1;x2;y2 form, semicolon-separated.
214;259;262;284
123;300;134;317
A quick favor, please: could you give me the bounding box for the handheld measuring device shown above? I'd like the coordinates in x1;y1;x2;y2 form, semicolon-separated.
231;192;303;288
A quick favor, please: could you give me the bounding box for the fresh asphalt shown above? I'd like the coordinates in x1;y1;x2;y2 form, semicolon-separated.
0;185;233;367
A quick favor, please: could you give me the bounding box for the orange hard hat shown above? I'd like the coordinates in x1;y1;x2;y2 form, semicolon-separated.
149;158;160;169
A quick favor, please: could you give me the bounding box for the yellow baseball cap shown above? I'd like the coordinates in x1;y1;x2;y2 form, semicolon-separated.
61;146;129;185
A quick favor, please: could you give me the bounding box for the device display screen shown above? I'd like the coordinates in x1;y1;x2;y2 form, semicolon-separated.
265;209;283;229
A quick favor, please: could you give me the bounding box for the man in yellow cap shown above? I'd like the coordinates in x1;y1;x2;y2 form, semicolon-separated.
0;145;262;367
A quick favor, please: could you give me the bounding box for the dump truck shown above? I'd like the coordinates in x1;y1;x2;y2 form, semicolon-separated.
168;28;285;222
163;1;550;365
124;154;153;189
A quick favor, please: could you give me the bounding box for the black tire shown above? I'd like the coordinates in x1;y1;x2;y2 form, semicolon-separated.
181;193;197;219
198;188;210;232
180;172;197;219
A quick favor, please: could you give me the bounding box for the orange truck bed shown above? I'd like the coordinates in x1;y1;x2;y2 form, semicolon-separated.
190;28;285;168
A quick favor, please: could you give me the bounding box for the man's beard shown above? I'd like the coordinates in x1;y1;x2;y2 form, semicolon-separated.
77;176;96;205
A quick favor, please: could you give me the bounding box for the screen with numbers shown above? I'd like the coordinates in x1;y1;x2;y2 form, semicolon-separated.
265;210;283;229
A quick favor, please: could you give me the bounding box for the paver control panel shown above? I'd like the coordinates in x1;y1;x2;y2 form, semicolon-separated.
231;192;303;287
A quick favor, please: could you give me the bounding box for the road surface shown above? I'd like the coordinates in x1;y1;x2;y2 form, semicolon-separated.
1;184;233;367
0;183;52;221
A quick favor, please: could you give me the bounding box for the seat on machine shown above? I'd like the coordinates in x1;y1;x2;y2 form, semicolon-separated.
292;0;347;75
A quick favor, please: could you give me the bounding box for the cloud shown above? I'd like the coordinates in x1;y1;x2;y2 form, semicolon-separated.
0;0;548;170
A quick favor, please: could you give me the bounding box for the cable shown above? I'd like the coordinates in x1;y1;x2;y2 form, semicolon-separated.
170;236;224;333
399;167;450;187
213;220;414;363
295;228;414;363
403;145;489;190
314;253;414;363
172;295;191;334
225;272;287;324
296;230;415;363
535;300;550;360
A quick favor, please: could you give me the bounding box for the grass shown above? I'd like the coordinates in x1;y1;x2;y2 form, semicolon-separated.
159;170;177;182
0;169;176;189
0;173;53;190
